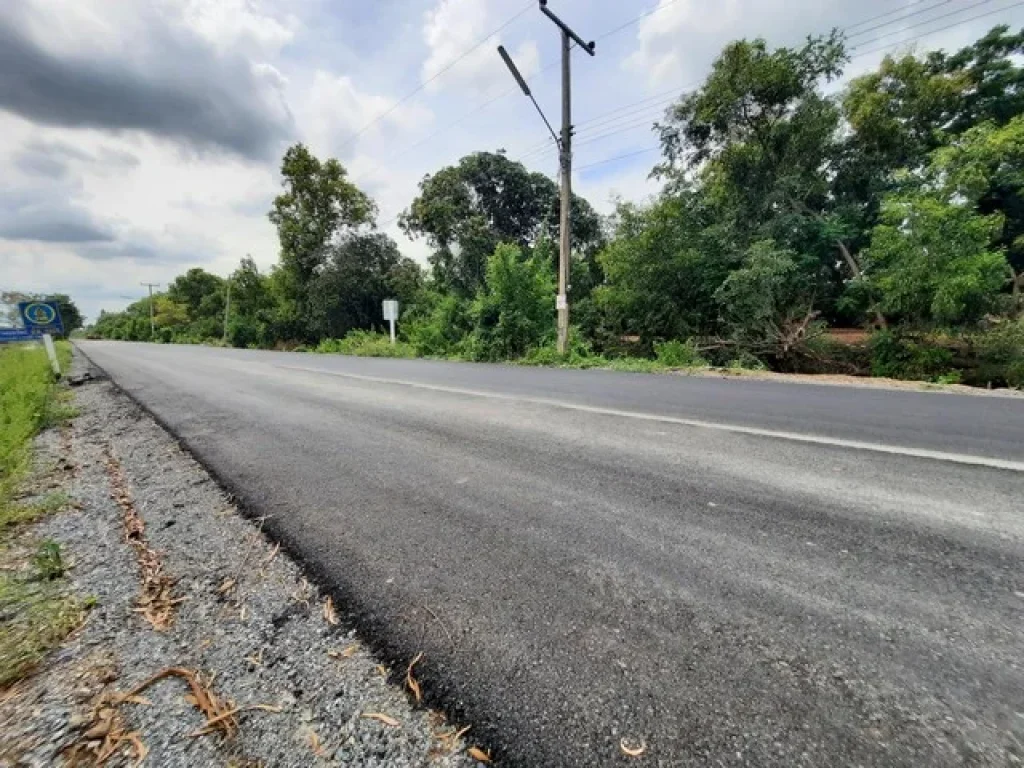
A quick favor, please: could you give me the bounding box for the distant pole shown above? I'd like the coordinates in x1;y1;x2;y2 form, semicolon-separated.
539;0;595;355
557;28;572;355
140;282;160;337
223;278;232;344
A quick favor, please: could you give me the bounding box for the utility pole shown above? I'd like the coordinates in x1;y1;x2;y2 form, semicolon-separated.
501;2;595;355
140;282;160;337
223;278;232;344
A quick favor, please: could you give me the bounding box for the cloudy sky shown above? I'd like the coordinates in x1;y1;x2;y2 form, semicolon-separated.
2;0;1022;321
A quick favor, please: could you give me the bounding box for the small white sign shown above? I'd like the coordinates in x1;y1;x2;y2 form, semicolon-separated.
382;299;399;321
555;294;568;311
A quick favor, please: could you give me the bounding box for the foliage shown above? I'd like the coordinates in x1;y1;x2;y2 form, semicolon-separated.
868;331;955;380
401;151;604;297
596;195;732;346
465;244;554;361
654;339;707;368
315;330;417;359
0;346;57;507
970;318;1024;387
83;27;1024;388
405;292;474;357
713;240;822;365
862;194;1007;327
308;233;422;341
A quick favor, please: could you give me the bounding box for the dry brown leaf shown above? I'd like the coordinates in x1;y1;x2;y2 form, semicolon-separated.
323;596;339;626
263;542;281;565
124;732;148;765
467;746;492;763
620;737;647;757
327;644;358;660
405;652;424;704
361;712;400;727
306;727;328;757
118;694;151;706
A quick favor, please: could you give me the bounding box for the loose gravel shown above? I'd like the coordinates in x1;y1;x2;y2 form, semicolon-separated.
0;353;479;767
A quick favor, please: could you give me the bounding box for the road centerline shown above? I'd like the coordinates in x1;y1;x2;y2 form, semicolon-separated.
274;364;1024;472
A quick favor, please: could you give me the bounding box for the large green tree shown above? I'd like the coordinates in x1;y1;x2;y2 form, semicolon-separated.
308;233;422;340
400;151;603;297
595;194;733;345
269;144;376;339
654;34;856;322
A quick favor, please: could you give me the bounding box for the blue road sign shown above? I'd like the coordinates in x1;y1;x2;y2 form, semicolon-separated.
0;328;39;344
17;301;64;336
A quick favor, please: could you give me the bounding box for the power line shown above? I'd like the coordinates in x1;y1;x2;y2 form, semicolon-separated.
845;0;943;32
851;0;1024;56
558;2;1024;174
846;0;953;41
849;0;1000;46
592;0;684;42
336;1;533;153
576;146;661;171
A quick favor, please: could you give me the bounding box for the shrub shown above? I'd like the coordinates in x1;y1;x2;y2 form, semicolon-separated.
869;330;955;380
315;330;417;358
970;318;1024;388
654;339;707;368
469;245;555;362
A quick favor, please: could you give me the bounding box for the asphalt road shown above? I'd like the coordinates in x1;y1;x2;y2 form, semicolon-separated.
77;341;1024;767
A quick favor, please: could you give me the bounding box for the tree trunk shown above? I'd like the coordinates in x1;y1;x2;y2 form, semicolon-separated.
836;240;887;330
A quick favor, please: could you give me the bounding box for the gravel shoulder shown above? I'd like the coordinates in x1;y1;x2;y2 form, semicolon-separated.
0;352;479;767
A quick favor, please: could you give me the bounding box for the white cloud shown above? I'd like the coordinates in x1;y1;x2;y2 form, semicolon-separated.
421;0;540;95
177;0;300;55
297;71;434;161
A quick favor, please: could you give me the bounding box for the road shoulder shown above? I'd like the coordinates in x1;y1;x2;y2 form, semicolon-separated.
0;352;480;767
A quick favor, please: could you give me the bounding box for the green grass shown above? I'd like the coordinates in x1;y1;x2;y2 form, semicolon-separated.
0;344;80;689
0;575;81;688
0;346;57;509
314;330;418;359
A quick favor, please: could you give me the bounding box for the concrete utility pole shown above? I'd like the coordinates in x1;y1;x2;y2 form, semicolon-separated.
499;1;595;355
140;282;160;337
223;278;232;344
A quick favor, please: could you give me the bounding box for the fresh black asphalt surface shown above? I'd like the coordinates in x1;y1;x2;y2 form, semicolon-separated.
77;341;1024;766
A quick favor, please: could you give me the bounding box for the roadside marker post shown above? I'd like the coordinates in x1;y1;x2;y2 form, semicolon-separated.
42;333;60;376
382;299;399;345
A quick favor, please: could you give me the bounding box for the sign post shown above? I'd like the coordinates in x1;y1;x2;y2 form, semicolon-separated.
382;299;399;345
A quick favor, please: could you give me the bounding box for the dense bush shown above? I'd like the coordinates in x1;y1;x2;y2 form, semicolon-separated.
970;319;1024;387
869;331;956;380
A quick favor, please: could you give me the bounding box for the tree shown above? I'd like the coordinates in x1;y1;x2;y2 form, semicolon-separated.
307;233;422;340
862;194;1007;328
49;294;83;334
714;240;822;365
269;144;376;338
654;34;856;322
401;151;604;297
595;194;734;346
931;116;1024;303
0;291;83;335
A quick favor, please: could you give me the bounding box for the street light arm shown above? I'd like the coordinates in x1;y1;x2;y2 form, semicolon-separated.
539;0;595;55
498;45;561;149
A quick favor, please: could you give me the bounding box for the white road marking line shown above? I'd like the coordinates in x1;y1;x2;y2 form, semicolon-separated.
275;365;1024;472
